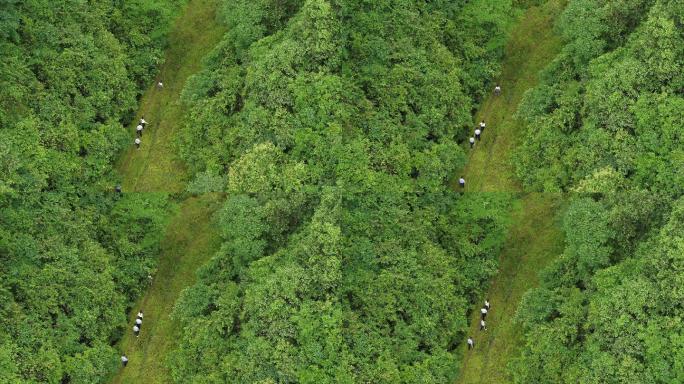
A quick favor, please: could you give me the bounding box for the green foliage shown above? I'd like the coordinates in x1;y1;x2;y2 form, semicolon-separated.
170;0;518;382
513;198;684;383
109;0;186;89
514;0;683;195
512;1;684;381
186;171;226;194
448;0;522;102
0;0;181;382
539;198;612;289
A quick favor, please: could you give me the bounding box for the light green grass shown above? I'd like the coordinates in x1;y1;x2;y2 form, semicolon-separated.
456;1;567;383
116;0;225;193
110;0;225;383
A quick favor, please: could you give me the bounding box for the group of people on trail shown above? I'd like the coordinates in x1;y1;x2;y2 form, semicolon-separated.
480;298;491;331
467;299;491;350
121;310;145;367
458;84;502;192
458;120;486;190
470;120;486;148
136;117;147;137
117;83;159;191
132;79;162;150
132;310;144;337
134;116;147;149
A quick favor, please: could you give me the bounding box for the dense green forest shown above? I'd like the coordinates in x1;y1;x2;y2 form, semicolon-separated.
512;0;684;382
0;1;182;382
2;0;683;383
169;0;519;382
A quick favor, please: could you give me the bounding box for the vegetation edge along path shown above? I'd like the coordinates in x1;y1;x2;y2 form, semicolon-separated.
456;1;566;383
110;1;225;383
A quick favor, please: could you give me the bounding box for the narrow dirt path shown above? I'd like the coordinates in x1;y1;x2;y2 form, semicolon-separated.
110;1;225;382
456;1;566;383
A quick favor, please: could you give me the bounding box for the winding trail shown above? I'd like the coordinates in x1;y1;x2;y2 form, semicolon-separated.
456;1;567;383
110;1;225;383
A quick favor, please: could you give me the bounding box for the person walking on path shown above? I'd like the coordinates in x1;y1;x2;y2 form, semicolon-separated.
136;124;143;137
469;137;475;148
121;355;128;367
475;128;481;141
134;138;141;149
479;120;486;132
481;307;488;320
137;310;144;320
494;84;501;96
485;299;490;311
115;185;122;194
157;81;164;89
135;317;142;328
480;319;487;331
140;117;147;129
459;177;465;189
133;325;140;337
467;337;475;350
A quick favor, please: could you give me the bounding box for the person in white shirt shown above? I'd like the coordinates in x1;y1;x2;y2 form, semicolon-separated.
484;299;490;311
481;307;488;320
479;120;486;132
157;81;164;89
136;124;143;137
135;318;142;327
480;319;486;331
467;337;474;350
133;325;140;337
121;355;128;367
469;137;475;148
475;129;481;141
134;138;141;149
494;84;501;96
140;117;147;129
137;311;144;320
459;177;465;189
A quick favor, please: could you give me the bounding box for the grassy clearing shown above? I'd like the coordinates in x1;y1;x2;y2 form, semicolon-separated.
110;0;225;383
116;0;225;193
456;1;567;383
